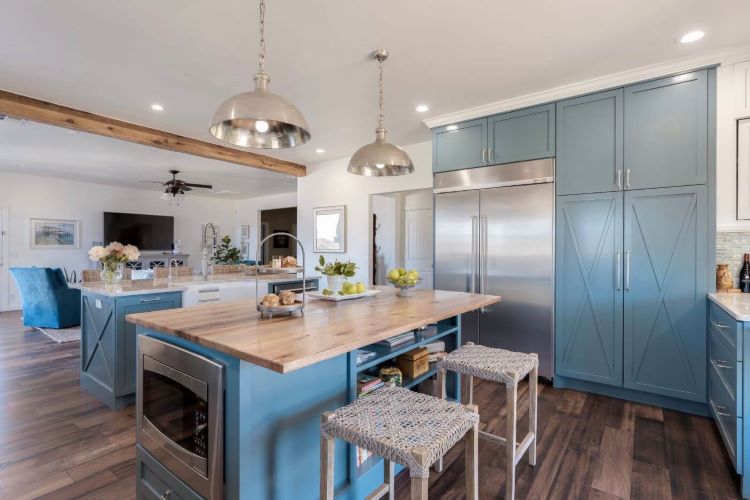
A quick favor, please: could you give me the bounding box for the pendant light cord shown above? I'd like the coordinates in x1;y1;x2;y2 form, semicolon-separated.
258;0;266;74
377;57;385;130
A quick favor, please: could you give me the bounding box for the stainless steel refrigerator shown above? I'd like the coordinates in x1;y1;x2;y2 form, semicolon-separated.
434;159;554;378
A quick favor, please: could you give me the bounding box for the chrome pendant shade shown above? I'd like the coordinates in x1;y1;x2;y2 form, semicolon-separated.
209;0;310;149
348;50;413;176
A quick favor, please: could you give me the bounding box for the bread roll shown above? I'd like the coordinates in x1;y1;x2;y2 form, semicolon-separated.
260;293;280;307
282;256;297;267
278;290;296;305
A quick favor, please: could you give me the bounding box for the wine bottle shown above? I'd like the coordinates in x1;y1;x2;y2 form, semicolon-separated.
741;253;750;293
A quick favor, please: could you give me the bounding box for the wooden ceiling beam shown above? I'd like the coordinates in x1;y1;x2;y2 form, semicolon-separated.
0;89;306;177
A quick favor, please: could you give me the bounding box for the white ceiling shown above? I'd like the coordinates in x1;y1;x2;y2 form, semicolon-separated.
0;118;297;199
1;0;750;169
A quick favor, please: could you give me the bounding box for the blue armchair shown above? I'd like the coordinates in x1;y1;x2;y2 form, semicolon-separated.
10;267;81;328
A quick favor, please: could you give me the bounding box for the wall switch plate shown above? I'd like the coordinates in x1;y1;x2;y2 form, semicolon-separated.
95;299;102;309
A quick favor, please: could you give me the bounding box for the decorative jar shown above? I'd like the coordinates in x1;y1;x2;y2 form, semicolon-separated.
717;263;734;290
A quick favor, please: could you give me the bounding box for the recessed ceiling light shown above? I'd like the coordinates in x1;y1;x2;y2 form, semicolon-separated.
416;104;430;113
680;30;705;44
150;103;164;111
446;125;458;131
315;148;326;154
15;163;25;167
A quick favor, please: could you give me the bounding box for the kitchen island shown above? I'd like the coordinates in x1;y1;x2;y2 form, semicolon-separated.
127;288;500;500
77;274;319;409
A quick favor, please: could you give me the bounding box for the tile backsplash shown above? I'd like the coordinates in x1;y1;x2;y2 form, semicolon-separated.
716;231;750;287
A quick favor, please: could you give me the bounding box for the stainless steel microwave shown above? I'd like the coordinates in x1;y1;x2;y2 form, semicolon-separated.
137;335;224;499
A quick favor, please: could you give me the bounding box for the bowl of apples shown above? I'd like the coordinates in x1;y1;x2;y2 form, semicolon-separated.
386;268;422;297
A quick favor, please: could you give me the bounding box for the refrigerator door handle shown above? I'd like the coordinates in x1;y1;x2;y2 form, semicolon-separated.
480;215;488;311
470;216;478;293
615;252;622;291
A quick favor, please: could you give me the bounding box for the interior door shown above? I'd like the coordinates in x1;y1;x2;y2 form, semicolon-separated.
555;192;623;386
623;186;707;402
480;183;554;377
0;207;5;311
434;190;480;344
404;209;434;289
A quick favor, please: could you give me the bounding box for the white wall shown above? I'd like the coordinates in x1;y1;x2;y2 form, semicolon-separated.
234;192;297;261
717;57;750;231
0;172;240;309
297;141;433;285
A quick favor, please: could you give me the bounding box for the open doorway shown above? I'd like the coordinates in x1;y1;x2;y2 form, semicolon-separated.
370;189;433;289
259;207;297;264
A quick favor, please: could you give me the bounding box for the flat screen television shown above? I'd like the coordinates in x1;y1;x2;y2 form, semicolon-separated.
103;212;174;251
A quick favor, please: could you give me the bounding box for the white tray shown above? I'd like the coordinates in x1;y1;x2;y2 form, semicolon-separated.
307;289;381;301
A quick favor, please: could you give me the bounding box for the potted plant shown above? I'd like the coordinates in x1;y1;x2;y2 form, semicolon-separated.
315;256;357;292
88;242;140;284
213;235;242;264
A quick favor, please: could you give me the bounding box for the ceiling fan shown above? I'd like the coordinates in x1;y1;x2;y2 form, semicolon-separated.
138;169;237;202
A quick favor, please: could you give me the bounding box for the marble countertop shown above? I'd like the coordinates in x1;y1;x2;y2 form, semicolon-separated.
72;273;321;297
126;287;501;373
708;292;750;321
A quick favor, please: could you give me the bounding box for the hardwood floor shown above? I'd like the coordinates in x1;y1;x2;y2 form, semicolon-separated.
0;310;741;499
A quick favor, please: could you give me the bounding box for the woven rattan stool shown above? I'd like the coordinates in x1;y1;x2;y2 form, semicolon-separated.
320;385;480;500
436;342;538;499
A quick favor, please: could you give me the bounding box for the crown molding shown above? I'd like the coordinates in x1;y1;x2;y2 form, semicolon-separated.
424;43;750;129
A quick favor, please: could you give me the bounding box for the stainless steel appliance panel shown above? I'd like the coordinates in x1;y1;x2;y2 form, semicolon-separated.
434;158;554;193
137;335;224;500
479;183;554;377
434;189;480;344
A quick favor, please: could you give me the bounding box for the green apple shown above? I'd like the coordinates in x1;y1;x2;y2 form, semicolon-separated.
356;282;365;294
387;269;400;281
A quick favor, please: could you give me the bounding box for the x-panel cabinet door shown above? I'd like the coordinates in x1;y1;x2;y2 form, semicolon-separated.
555;192;623;386
623;186;707;402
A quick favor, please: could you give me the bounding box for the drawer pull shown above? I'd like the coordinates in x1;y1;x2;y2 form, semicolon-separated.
712;320;730;330
159;489;173;500
140;297;161;303
715;360;733;369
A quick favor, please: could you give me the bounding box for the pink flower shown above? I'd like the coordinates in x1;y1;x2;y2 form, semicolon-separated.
106;241;124;255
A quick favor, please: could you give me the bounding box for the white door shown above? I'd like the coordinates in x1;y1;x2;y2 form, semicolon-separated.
404;209;434;289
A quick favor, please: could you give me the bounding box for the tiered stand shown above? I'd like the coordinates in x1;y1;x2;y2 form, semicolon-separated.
255;232;307;318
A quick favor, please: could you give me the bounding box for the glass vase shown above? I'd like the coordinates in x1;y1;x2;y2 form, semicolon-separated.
100;262;124;285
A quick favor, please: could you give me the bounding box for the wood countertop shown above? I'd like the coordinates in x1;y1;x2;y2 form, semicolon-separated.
126;287;500;373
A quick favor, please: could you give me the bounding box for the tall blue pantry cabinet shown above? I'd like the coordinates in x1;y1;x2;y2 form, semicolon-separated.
554;69;714;411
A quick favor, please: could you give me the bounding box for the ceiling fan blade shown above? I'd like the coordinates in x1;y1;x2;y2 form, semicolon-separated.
210;189;238;195
182;186;193;192
184;183;213;189
137;180;166;184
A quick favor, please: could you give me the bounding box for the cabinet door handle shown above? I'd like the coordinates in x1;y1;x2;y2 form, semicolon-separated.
712;320;729;330
624;252;630;291
625;168;631;189
615;252;622;291
482;148;487;163
160;489;173;500
616;169;622;190
488;147;493;162
714;360;733;369
140;296;162;303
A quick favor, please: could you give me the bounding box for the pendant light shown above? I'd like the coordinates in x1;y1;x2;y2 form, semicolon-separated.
348;50;414;176
209;0;310;149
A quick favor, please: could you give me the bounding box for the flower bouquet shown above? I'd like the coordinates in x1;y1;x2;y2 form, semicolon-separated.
89;242;140;284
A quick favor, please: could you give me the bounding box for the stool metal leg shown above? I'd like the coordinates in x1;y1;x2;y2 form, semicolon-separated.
320;412;336;500
410;446;429;500
465;404;479;500
506;383;517;500
528;362;538;467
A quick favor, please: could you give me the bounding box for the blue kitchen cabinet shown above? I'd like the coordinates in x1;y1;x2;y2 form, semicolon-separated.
624;70;708;190
488;103;555;165
623;185;707;402
81;291;182;409
556;89;623;195
555;192;623;386
432;118;487;172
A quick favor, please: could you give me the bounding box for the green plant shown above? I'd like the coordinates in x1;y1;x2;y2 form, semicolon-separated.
314;255;357;277
213;235;242;264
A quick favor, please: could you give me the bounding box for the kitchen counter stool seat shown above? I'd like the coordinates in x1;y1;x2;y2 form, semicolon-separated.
320;385;479;500
437;342;539;499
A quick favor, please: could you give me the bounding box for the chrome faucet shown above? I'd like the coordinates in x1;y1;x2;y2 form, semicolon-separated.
168;258;179;281
201;223;218;279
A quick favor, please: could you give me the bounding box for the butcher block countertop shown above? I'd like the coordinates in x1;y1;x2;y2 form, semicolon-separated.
126;287;500;373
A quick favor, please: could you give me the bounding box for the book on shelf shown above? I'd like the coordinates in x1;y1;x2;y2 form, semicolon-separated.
356;349;377;365
357;374;384;396
375;331;415;348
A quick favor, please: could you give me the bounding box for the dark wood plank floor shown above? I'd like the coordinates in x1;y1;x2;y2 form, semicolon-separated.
0;310;741;499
